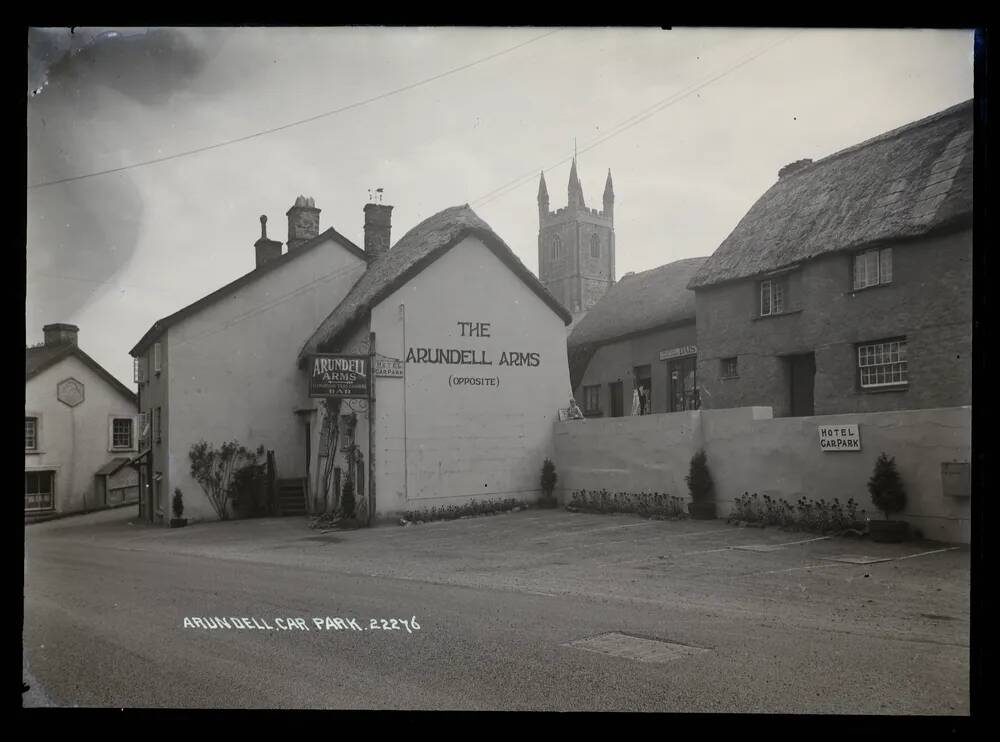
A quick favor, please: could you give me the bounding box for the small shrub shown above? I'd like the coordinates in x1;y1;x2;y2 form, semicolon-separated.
686;450;715;503
172;488;184;519
868;452;907;520
540;459;557;498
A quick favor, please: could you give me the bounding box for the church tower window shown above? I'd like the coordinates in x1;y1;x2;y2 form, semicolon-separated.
590;234;600;258
551;235;563;260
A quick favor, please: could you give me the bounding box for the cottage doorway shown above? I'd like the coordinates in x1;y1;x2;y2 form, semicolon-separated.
786;353;816;416
608;381;624;417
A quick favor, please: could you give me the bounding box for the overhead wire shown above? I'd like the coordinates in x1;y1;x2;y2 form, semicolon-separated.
27;28;564;190
470;31;800;209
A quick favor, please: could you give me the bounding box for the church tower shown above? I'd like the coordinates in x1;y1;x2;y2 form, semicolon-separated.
537;159;615;323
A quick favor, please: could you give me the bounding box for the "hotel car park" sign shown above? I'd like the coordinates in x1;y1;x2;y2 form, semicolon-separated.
818;424;861;451
309;354;369;399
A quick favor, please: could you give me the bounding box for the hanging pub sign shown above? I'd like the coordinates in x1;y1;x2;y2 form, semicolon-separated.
309;354;369;398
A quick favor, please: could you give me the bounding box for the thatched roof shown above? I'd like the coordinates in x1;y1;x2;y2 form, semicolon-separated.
298;205;573;365
689;99;974;289
568;257;705;349
566;256;706;389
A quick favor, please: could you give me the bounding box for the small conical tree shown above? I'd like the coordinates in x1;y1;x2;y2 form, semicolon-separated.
868;452;906;520
341;477;356;519
685;450;714;503
540;458;557;497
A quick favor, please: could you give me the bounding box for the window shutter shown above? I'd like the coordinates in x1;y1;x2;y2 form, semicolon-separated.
108;417;115;450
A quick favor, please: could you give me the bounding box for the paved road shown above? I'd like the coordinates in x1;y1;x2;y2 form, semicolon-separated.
23;509;970;712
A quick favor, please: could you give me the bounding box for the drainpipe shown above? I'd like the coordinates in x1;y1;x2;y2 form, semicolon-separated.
400;304;408;503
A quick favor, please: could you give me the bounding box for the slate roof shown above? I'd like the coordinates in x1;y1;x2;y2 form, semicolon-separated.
26;343;137;405
566;256;706;389
130;226;366;356
298;205;573;364
689;99;974;290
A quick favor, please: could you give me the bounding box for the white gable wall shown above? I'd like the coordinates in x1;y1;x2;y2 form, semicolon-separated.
165;238;368;522
369;235;571;518
25;356;137;514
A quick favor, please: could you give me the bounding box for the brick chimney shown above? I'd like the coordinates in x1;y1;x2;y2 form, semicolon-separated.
286;195;320;251
363;201;393;259
254;215;283;268
43;323;79;347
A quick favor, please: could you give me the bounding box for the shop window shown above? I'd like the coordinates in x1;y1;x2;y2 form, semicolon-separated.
582;385;601;415
853;247;893;290
720;357;738;379
25;470;54;511
857;338;908;389
669;356;700;412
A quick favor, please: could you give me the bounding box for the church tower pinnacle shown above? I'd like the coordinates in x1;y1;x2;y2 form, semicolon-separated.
537;157;616;324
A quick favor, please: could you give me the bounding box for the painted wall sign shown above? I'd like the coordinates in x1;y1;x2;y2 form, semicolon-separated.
404;321;543;389
659;345;698;361
374;358;404;378
309;355;369;398
818;424;861;451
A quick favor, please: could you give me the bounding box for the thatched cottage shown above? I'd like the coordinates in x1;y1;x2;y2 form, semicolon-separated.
567;257;707;417
688;99;973;416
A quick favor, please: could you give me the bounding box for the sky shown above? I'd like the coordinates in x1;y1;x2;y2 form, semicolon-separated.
26;27;975;386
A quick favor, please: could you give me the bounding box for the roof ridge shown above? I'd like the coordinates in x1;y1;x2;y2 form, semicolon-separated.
131;224;366;356
787;99;973;180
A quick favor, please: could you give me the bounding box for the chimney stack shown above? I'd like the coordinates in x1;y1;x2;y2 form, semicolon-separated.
286;195;320;251
254;215;283;268
43;323;79;347
363;198;393;259
778;158;814;179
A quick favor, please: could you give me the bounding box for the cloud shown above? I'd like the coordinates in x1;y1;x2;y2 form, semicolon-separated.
26;28;222;333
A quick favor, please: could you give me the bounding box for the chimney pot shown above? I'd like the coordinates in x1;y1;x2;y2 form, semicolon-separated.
43;323;79;347
255;213;283;268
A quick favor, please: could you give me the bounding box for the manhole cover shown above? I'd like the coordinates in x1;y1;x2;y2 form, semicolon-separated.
820;555;892;564
565;633;708;663
733;544;784;552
